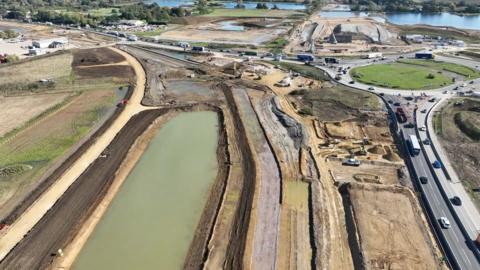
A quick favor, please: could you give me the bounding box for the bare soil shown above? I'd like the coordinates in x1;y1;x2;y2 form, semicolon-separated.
72;48;126;67
340;183;442;270
0;93;70;137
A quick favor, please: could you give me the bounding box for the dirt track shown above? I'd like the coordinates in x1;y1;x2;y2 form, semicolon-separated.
0;109;166;270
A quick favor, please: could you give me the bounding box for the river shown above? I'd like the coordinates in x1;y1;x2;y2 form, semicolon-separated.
73;111;219;270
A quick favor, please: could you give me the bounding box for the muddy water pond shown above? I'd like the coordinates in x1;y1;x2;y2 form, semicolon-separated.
73;111;218;270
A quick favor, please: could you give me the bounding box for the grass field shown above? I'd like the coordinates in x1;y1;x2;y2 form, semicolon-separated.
202;8;304;18
350;62;452;90
398;59;480;79
0;48;131;212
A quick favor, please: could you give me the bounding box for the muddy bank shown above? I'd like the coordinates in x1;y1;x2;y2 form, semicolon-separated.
222;84;257;270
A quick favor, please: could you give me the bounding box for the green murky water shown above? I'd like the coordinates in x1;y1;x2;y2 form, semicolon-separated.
73;111;218;270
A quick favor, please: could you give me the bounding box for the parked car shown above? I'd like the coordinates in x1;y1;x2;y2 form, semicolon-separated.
420;176;428;184
394;102;400;106
433;160;442;168
451;196;462;206
388;100;393;104
439;217;451;229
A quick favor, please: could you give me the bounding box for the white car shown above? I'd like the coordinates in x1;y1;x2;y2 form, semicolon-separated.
439;217;451;229
419;126;426;131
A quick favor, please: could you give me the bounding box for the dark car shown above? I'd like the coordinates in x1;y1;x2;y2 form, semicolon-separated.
394;102;401;106
451;196;462;206
433;160;442;169
388;100;393;104
349;81;355;84
423;138;430;145
379;93;385;96
421;109;427;113
404;122;415;128
419;176;428;184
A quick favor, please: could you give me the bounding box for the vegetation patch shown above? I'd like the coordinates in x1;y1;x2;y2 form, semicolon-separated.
350;62;452;90
398;59;480;79
270;61;330;81
289;85;380;121
454;111;480;140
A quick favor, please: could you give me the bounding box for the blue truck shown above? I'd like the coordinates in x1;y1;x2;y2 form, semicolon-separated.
415;52;434;59
192;46;206;52
297;54;315;62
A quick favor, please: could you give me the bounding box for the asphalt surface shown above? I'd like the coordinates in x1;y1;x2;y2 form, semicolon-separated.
386;94;479;270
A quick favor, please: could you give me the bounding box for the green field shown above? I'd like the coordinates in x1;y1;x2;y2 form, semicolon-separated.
350;62;453;90
202;8;303;18
398;59;480;79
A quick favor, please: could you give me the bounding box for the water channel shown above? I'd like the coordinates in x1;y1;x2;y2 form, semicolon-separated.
73;111;219;270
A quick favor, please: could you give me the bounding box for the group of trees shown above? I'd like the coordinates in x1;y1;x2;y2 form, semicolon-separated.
34;10;99;26
348;0;480;13
108;3;190;24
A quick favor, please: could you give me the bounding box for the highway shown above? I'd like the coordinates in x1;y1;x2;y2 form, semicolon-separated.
385;94;480;270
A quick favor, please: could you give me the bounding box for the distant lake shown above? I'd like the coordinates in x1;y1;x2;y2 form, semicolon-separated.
386;12;480;30
149;0;306;10
319;10;480;30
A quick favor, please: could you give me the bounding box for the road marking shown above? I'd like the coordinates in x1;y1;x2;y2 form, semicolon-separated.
461;249;472;266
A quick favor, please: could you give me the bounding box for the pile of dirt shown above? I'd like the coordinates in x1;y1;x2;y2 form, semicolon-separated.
382;146;402;162
75;65;134;80
72;48;125;66
367;145;385;155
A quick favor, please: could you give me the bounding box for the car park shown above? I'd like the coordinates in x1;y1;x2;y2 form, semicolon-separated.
439;217;451;229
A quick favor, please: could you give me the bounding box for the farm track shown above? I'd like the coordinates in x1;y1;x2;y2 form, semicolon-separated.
0;109;167;270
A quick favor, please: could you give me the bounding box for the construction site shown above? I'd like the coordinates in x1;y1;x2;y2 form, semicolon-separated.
0;23;448;270
286;12;423;55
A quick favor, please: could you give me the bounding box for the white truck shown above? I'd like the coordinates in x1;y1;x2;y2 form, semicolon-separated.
364;52;383;59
